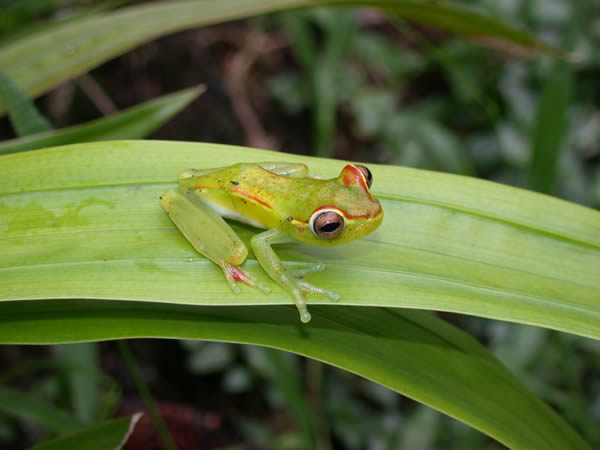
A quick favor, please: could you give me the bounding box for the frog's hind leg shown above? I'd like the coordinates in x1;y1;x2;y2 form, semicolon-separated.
256;162;309;178
178;167;223;179
180;163;310;179
160;189;270;294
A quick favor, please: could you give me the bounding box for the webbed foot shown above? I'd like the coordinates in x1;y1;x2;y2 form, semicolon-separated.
281;267;340;323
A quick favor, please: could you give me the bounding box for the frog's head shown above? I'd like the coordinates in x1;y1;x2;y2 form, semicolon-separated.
288;164;383;246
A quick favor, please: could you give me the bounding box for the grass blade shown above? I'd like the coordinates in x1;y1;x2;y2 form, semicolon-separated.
0;70;52;136
528;63;572;194
361;0;562;56
0;86;204;155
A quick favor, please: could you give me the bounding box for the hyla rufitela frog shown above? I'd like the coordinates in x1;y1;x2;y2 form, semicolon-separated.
160;162;383;323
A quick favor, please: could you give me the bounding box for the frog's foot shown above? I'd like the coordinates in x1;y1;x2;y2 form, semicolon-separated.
221;263;271;295
284;275;341;324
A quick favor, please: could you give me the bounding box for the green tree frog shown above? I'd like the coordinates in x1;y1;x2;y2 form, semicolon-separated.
160;162;383;323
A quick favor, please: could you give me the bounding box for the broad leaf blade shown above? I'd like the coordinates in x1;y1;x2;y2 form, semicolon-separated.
0;86;204;155
0;0;560;114
1;141;598;339
0;300;590;450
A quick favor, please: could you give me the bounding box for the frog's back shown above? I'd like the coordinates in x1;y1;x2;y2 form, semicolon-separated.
178;163;323;229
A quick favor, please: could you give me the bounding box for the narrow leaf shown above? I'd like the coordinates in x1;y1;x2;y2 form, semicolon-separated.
0;86;204;155
529;63;571;193
0;300;590;450
355;0;562;57
0;70;52;136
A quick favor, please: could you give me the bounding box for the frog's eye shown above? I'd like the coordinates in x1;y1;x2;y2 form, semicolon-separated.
310;209;345;239
355;165;373;188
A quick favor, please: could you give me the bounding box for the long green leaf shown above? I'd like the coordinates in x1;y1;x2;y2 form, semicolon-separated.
0;70;52;136
0;300;589;449
0;0;559;114
29;414;142;450
0;86;204;155
1;141;598;339
529;63;571;194
528;0;580;195
366;0;560;55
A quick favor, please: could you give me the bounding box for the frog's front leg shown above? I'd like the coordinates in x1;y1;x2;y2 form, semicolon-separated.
250;229;340;323
160;189;270;294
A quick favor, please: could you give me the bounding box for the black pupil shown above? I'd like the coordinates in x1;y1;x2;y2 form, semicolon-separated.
320;222;340;232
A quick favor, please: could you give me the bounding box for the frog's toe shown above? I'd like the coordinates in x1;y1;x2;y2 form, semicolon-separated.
287;279;340;323
296;280;340;302
299;308;312;323
243;275;271;294
289;263;325;278
224;264;271;294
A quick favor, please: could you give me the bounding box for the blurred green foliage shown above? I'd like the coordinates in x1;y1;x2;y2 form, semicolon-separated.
0;0;598;449
0;0;56;33
268;2;600;207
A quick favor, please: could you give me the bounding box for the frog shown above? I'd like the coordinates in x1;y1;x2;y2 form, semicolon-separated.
159;162;383;323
